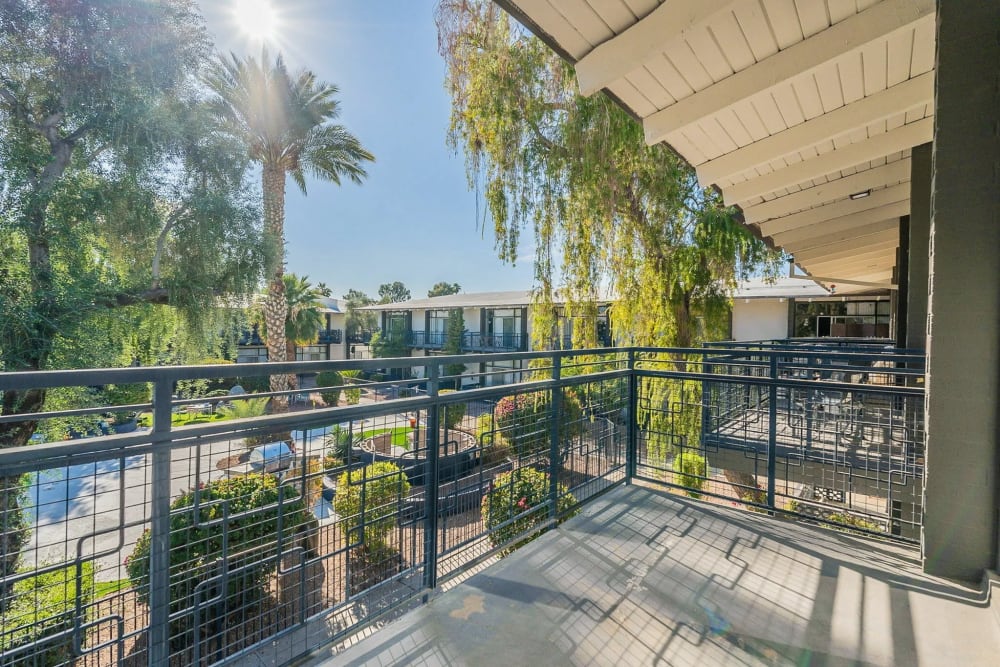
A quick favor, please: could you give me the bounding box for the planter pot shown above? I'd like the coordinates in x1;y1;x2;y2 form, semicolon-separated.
113;419;138;434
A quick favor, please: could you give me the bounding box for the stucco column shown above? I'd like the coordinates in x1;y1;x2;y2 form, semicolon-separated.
922;0;1000;580
906;143;932;350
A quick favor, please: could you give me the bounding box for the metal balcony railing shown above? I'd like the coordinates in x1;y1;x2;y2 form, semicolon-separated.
0;344;925;665
317;329;342;345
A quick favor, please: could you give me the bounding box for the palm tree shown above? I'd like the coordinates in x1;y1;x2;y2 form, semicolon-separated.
257;274;326;390
207;49;374;404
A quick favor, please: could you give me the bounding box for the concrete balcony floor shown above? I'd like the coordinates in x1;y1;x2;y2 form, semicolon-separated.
322;485;999;666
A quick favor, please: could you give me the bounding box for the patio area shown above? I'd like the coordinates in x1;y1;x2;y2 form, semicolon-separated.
324;484;999;666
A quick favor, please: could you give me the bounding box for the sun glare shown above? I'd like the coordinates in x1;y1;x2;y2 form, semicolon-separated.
233;0;279;43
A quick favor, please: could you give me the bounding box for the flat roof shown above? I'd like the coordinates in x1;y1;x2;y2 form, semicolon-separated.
734;277;829;299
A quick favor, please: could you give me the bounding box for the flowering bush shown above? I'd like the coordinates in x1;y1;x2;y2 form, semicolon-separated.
493;389;583;460
481;467;576;555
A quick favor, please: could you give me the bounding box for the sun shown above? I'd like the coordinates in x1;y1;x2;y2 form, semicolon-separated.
232;0;279;43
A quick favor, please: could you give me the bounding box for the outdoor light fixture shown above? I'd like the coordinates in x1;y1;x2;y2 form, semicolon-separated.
849;189;873;200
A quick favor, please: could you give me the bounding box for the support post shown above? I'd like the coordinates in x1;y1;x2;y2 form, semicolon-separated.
548;354;563;519
422;364;440;591
148;379;174;667
627;349;637;482
766;354;777;509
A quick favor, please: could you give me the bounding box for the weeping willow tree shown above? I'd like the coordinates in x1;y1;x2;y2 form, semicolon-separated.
436;1;781;494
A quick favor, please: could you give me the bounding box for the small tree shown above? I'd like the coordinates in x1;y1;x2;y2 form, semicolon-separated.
482;467;576;555
343;289;378;340
370;320;408;359
341;370;362;404
315;370;344;407
442;309;467;388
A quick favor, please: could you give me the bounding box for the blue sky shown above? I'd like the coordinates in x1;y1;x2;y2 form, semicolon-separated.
197;0;536;300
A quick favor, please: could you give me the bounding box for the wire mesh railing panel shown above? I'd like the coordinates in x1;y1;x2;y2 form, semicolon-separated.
0;345;923;665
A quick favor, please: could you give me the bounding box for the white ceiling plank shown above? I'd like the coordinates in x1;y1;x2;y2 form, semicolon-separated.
770;82;806;127
723;115;932;204
621;0;658;16
554;0;615;43
516;0;595;59
837;52;866;104
643;0;934;144
826;0;856;24
575;0;736;96
733;0;780;62
861;38;889;97
644;54;694;100
886;26;915;86
685;25;735;81
762;0;803;48
769;200;909;245
697;72;932;185
791;230;898;262
777;217;899;252
909;16;935;74
585;0;639;32
813;60;845;112
742;158;911;222
663;39;714;91
794;0;831;38
708;12;757;71
806;251;898;274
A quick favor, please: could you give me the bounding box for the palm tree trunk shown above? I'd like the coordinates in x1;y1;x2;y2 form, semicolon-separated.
262;163;291;409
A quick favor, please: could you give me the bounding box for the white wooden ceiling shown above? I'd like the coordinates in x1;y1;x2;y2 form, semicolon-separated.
498;0;936;291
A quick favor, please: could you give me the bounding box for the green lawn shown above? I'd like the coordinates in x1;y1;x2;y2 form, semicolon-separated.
360;426;413;449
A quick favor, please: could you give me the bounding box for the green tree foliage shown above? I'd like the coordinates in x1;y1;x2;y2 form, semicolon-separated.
0;0;267;593
206;48;373;402
343;289;378;340
437;389;466;430
370;320;408;359
672;451;708;499
340;369;363;405
377;281;411;304
427;282;461;297
126;474;310;648
1;562;94;665
482;467;576;555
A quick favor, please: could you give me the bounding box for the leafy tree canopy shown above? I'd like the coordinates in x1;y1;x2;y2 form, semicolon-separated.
0;0;267;444
378;281;411;304
435;1;782;349
428;282;461;297
343;288;377;339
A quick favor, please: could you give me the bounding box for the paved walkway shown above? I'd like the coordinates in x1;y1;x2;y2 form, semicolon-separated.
319;484;1000;666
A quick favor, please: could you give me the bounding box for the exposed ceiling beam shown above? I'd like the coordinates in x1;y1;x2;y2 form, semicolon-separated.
761;185;909;236
696;73;933;185
723;116;933;204
786;219;899;253
784;239;898;266
643;0;934;144
770;204;908;247
575;0;735;97
805;251;897;274
742;159;911;224
793;232;898;263
789;275;897;290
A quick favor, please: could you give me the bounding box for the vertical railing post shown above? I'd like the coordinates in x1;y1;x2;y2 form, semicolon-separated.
422;363;440;592
626;349;637;482
148;378;174;667
548;354;562;519
767;354;777;510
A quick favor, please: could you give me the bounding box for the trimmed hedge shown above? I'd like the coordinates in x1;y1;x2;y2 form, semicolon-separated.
1;562;94;666
333;462;410;557
315;371;343;407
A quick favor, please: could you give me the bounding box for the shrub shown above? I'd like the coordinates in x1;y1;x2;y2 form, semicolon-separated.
341;370;362;405
672;451;707;499
482;467;576;555
323;425;361;468
217;396;273;448
437;389;466;430
125;474;310;647
475;413;511;465
493;389;583;460
333;462;410;556
233;375;269;394
1;562;94;666
315;371;343;407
